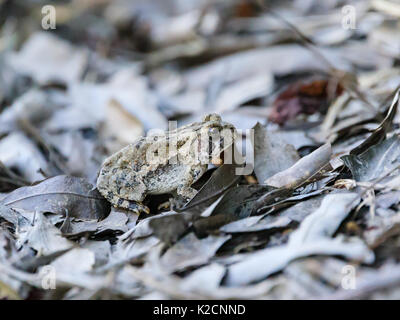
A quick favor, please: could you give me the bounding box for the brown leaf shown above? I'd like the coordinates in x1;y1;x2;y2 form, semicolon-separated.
269;78;343;125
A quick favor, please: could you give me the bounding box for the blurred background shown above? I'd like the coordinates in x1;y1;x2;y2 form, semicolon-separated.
0;0;399;184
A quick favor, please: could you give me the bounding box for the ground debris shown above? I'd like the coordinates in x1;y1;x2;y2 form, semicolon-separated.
0;0;400;300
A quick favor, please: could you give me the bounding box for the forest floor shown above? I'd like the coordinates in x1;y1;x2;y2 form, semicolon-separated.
1;0;400;299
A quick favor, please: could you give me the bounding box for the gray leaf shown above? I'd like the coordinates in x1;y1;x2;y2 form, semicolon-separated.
2;175;109;219
342;135;400;182
253;123;299;182
161;233;230;273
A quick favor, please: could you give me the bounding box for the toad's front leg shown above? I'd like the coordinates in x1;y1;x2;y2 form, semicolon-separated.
100;178;150;214
176;165;207;201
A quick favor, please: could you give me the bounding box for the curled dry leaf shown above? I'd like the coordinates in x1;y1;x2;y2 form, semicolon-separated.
342;135;400;182
178;163;241;214
350;88;399;156
265;143;332;189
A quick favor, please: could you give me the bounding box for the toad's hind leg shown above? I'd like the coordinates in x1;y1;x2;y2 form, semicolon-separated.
99;175;150;214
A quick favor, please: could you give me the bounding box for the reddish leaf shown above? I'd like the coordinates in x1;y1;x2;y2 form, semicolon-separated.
269;79;343;125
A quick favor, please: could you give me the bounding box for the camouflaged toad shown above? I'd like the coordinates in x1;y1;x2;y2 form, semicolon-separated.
96;114;237;214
